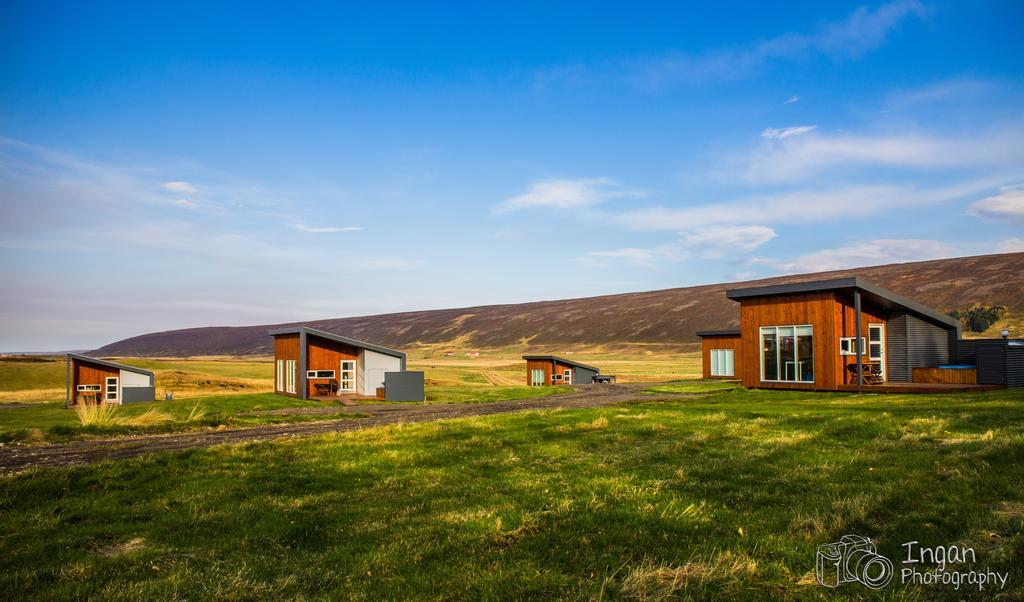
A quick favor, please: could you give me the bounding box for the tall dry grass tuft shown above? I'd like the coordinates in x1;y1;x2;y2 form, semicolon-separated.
74;400;121;426
186;402;208;422
121;408;173;427
74;402;173;427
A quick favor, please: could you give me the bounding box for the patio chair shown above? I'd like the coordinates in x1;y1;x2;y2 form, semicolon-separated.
846;363;884;385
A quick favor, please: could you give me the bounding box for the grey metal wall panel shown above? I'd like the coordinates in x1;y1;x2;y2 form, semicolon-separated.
976;347;1005;385
384;371;424;402
886;313;953;382
121;386;155;404
1007;348;1024;387
574;367;598;384
957;339;978;365
886;314;910;382
906;314;950;369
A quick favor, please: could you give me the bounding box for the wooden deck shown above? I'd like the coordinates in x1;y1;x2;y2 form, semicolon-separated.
836;382;1004;394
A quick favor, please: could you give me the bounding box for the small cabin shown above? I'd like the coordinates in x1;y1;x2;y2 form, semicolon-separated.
269;326;424;401
523;355;602;386
66;353;155;407
699;277;1016;392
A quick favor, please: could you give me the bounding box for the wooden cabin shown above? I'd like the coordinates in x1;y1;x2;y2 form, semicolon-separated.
269;326;423;401
66;353;155;407
523;355;602;386
697;277;1010;392
696;330;743;379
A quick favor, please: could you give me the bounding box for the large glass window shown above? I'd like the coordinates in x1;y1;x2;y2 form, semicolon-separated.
761;329;779;381
760;325;814;382
530;369;545;386
710;349;735;376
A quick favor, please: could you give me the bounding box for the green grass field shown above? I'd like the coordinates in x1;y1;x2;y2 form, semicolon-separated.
0;393;360;444
2;386;1022;599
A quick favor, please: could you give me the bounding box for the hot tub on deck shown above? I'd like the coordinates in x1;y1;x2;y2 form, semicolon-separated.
912;365;978;385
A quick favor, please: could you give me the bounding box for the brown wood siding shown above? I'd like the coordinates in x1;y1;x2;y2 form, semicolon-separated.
71;358;119;405
833;297;887;386
739;292;838;390
525;359;577;385
273;334;300;397
912;367;977;384
739;292;892;391
305;336;359;398
526;359;552;385
700;335;743;378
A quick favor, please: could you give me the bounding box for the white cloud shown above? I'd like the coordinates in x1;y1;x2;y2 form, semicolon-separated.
162;181;197;193
892;77;998;105
583;225;776;266
740;126;1024;183
784;96;800;104
173;199;199;209
497;177;641;212
761;125;817;140
584;248;659;265
293;224;364;233
969;186;1024;224
997;238;1024;253
765;239;954;274
618;178;1003;231
681;225;777;257
625;1;926;88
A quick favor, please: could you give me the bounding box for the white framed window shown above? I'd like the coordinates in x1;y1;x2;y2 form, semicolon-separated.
710;349;735;377
868;323;885;378
553;374;563;381
285;360;297;394
564;369;572;384
530;369;545;386
306;370;335;379
839;337;867;356
105;377;119;401
276;360;284;392
76;384;102;392
339;360;356;392
760;325;814;383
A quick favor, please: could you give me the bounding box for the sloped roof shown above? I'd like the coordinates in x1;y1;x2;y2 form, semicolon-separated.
522;355;600;372
725;277;962;332
67;353;155;377
695;329;741;337
268;326;406;360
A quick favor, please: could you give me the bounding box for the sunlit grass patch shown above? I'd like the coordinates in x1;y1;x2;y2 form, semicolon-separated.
645;379;741;395
899;416;951;440
617;551;759;598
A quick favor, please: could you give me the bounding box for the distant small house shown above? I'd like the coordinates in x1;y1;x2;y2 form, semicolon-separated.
443;351;455;357
66;353;155;407
269;326;424;401
523;355;602;386
466;351;480;357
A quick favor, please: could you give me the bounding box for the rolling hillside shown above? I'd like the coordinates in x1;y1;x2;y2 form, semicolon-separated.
95;252;1024;356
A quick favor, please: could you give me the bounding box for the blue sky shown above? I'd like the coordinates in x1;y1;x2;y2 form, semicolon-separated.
1;1;1023;351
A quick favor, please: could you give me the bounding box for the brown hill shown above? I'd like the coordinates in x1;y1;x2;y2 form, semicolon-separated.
94;253;1024;357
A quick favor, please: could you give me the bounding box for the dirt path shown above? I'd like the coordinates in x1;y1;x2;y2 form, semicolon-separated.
0;384;694;474
479;370;519;386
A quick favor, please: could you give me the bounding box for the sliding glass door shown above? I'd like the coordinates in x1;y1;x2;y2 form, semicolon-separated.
760;325;814;383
